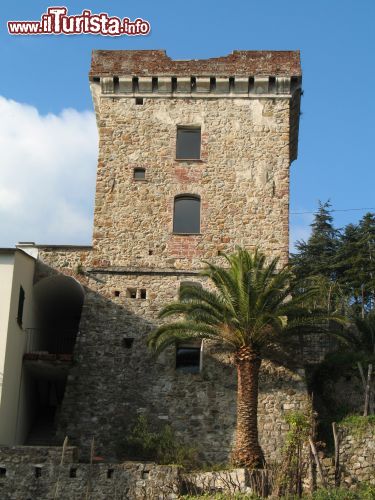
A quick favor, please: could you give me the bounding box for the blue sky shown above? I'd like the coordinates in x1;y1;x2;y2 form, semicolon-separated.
1;0;374;248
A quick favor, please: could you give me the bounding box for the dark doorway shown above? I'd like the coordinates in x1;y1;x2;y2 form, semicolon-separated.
32;275;84;354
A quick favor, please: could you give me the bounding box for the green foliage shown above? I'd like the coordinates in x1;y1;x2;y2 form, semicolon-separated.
275;411;312;497
335;213;375;314
117;415;198;468
181;484;375;499
291;202;375;318
194;462;233;472
348;313;375;354
312;350;375;388
340;414;375;427
148;248;336;358
148;248;340;470
284;411;311;445
312;483;375;499
338;415;375;439
308;351;375;449
181;494;261;500
291;201;339;281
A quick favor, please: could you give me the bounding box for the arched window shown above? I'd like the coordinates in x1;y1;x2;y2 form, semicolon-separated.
173;195;200;234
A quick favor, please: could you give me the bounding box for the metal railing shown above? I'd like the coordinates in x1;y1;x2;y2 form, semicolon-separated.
24;328;78;355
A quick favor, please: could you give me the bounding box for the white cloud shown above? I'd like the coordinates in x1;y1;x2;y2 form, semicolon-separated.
0;96;97;247
289;212;314;252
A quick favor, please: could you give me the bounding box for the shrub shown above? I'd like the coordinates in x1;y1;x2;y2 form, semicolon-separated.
117;415;198;468
181;494;261;500
338;414;375;438
274;411;312;497
312;483;375;499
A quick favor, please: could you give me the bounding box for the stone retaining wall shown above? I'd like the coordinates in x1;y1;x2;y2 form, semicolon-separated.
0;447;180;500
324;425;375;487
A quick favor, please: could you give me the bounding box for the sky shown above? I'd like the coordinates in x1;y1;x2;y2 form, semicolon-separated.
0;0;374;250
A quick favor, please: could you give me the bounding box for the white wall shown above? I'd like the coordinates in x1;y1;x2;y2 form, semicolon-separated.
0;250;35;445
0;252;15;410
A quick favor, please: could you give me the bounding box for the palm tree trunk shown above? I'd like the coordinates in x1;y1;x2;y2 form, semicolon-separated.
232;346;265;469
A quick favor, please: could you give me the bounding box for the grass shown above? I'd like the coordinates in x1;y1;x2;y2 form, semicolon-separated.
181;483;375;499
338;414;375;438
339;414;375;427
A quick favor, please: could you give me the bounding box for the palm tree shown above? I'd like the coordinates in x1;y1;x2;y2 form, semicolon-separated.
148;248;335;469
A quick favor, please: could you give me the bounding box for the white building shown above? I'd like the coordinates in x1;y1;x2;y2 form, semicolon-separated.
0;248;35;445
0;245;84;446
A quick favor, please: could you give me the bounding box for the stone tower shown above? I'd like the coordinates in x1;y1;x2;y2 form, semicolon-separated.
38;50;305;463
89;50;301;269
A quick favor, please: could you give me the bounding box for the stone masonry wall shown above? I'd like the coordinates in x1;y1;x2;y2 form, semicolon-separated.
36;246;93;271
34;263;309;465
338;425;375;486
0;447;180;499
322;425;375;488
92;94;291;269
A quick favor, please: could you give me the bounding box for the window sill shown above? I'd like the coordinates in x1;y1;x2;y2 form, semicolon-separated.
172;232;202;236
132;179;148;183
174;158;204;163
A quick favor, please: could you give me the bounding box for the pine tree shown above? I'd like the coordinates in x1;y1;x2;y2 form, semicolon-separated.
336;213;375;314
291;200;339;281
358;213;375;308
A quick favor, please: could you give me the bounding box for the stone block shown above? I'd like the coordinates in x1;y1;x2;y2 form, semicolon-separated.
254;76;269;94
157;77;172;93
176;77;191;93
276;76;291;94
196;77;211;93
233;77;249;93
101;77;114;94
118;76;133;93
138;77;153;93
215;77;230;93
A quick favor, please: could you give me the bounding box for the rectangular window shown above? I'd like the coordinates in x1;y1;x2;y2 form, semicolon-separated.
176;344;202;373
176;127;201;160
126;288;137;299
17;286;25;327
134;168;146;180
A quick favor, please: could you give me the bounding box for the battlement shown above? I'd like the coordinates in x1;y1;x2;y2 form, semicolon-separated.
90;50;301;97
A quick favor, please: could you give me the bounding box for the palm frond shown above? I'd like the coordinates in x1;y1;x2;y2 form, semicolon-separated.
148;247;346;358
148;321;224;356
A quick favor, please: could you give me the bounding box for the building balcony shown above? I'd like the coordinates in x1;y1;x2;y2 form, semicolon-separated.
24;328;78;363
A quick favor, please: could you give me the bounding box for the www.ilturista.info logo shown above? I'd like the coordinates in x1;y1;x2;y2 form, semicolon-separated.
8;7;151;36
